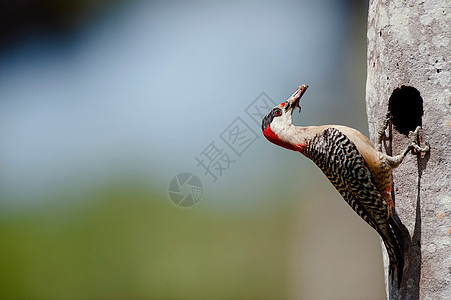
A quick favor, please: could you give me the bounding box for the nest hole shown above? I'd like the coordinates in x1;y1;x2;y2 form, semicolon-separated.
388;86;423;136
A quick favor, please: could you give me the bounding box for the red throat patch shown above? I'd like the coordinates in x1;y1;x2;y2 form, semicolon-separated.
262;125;307;154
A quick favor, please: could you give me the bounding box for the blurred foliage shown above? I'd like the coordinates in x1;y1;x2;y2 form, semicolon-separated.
0;185;296;299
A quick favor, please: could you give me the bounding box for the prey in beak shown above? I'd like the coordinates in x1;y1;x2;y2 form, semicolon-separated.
284;84;308;114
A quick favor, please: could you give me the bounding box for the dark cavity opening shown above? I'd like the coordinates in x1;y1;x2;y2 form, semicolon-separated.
388;86;423;136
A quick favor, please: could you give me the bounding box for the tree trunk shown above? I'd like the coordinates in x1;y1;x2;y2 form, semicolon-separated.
366;0;451;299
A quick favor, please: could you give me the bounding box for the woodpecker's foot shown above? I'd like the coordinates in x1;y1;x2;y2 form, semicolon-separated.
377;112;392;151
409;126;421;140
410;141;430;154
407;126;430;155
383;126;429;168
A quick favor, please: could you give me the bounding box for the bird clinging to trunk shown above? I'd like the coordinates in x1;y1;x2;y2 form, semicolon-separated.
261;84;429;287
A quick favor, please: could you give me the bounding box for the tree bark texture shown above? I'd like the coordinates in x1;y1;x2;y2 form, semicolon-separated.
366;0;451;299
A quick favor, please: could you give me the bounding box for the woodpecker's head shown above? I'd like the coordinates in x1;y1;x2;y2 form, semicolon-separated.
261;84;308;150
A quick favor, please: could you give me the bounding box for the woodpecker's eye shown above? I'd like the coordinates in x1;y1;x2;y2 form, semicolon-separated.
274;109;282;116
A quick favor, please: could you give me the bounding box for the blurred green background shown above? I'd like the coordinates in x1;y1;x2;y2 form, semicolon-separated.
0;0;386;299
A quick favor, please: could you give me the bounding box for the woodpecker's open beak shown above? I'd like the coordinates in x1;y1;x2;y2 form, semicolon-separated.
286;84;308;114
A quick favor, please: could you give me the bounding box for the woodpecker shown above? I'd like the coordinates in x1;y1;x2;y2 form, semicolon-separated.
262;84;429;286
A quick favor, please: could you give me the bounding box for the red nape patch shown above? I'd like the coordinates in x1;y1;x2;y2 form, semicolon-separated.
280;103;286;108
262;125;307;154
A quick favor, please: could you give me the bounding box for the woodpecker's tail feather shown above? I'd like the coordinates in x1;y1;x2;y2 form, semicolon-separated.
380;218;404;288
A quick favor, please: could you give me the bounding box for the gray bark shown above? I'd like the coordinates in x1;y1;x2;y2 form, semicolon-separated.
366;0;451;299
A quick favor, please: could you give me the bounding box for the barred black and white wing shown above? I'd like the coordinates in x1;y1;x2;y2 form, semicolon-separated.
305;127;404;284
